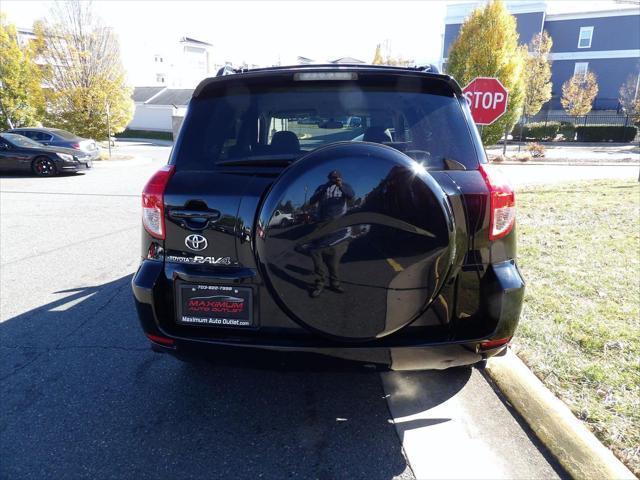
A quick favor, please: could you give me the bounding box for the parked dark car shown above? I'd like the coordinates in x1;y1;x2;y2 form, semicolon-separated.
8;127;100;160
297;116;322;125
346;116;362;128
0;132;92;176
318;118;344;129
132;64;524;370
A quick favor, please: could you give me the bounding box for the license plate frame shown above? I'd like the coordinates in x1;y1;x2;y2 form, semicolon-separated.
176;284;255;328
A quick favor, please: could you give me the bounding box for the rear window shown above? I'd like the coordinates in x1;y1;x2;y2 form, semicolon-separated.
173;77;478;170
51;129;78;140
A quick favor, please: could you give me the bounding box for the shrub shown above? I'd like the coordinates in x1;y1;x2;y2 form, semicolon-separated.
527;142;546;157
115;129;173;141
558;122;576;141
516;121;560;141
513;152;531;162
575;126;637;142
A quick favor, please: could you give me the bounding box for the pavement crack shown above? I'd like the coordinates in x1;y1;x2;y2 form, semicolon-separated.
1;344;147;353
1;226;138;267
0;353;44;382
52;345;149;352
0;190;138;198
56;281;129;345
0;344;147;383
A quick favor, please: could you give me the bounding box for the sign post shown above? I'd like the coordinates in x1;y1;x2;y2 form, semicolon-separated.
462;77;509;126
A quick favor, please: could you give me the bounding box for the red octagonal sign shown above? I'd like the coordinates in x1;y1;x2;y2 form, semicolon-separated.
462;77;509;125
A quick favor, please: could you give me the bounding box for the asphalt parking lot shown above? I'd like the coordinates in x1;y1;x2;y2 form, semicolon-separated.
4;141;636;478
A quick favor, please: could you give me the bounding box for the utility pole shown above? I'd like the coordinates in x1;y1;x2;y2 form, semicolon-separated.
0;80;14;129
106;102;112;159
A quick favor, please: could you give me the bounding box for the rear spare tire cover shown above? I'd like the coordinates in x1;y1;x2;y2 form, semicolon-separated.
256;142;455;341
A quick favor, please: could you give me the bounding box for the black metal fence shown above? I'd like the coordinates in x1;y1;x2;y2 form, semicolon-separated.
524;111;636;127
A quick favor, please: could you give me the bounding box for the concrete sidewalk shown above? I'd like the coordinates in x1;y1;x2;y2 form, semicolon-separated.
382;369;565;479
487;142;639;164
486;142;640;165
499;163;639;187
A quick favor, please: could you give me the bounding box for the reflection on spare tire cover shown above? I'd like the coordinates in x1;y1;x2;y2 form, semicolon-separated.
256;142;455;341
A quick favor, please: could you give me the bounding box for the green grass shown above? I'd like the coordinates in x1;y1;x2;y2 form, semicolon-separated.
513;180;640;475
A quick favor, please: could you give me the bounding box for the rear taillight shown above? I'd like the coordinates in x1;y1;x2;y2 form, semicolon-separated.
71;142;80;149
479;336;512;351
146;333;175;346
479;164;515;240
142;165;175;239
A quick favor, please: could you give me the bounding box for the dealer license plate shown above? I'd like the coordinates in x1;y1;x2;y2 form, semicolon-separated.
177;284;254;328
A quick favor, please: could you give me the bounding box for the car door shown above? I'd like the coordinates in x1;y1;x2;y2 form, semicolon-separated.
0;140;22;171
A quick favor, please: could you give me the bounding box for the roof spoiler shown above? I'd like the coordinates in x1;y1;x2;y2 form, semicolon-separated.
216;63;439;77
196;64;460;97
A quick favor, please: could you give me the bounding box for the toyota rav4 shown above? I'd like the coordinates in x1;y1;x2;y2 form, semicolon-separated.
131;64;524;370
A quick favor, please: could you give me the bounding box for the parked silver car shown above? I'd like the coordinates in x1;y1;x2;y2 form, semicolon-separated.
8;127;100;160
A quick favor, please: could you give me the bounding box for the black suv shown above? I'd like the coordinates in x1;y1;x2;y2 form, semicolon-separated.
132;65;524;370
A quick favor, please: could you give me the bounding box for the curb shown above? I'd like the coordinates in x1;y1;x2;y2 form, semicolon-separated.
114;138;174;146
486;350;637;480
92;156;153;167
494;161;639;167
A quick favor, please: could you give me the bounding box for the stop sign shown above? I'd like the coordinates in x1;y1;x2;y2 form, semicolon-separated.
462;77;509;125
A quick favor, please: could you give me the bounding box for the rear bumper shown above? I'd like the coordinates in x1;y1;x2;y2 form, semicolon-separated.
78;148;100;160
131;259;524;370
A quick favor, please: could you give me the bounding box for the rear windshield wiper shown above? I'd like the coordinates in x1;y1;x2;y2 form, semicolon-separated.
444;158;466;171
216;155;299;167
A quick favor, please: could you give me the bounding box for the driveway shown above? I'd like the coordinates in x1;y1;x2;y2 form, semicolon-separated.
0;145;570;479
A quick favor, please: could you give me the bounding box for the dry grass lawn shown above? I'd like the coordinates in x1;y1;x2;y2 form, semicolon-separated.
513;179;639;475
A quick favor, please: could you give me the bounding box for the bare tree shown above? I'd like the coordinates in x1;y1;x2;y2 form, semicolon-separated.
37;1;122;89
618;73;640;122
35;1;132;139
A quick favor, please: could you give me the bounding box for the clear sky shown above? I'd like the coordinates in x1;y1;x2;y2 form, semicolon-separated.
2;0;636;85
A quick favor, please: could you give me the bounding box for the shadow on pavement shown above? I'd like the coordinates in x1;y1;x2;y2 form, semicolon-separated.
0;274;471;478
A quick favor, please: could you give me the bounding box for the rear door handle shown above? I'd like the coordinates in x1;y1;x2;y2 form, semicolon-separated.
169;209;220;221
168;209;221;230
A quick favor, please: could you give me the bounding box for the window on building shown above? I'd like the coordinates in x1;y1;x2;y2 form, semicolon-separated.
156;74;165;83
574;62;589;78
578;27;593;48
154;54;163;63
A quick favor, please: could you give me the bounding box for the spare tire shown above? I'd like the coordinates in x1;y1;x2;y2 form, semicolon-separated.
256;142;455;341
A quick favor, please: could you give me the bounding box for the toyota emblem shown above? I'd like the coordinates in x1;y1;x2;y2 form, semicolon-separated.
185;234;208;251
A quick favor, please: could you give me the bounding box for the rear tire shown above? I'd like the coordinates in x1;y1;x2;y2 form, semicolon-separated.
32;156;58;177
